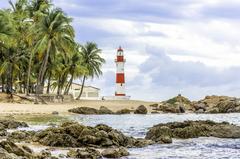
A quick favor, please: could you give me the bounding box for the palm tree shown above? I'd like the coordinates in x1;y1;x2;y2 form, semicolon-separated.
63;46;87;95
27;0;51;21
76;42;105;100
33;8;75;94
0;1;105;100
25;0;51;95
0;10;17;95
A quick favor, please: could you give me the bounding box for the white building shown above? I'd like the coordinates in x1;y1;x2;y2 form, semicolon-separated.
69;83;100;100
43;83;100;100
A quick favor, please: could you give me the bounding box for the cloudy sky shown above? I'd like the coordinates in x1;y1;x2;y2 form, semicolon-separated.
2;0;240;101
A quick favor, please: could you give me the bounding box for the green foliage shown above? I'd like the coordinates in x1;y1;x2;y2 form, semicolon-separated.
0;0;105;97
166;95;191;105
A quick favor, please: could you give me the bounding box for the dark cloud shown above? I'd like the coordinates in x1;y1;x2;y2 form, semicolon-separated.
140;47;240;88
201;2;240;19
53;0;198;23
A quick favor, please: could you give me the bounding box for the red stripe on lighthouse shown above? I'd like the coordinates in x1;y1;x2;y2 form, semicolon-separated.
116;73;125;83
115;93;126;96
117;56;124;62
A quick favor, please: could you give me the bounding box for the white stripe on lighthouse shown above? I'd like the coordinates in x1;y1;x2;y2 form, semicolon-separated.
116;62;125;73
116;83;125;94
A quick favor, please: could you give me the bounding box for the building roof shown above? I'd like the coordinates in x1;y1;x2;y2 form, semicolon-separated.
72;83;100;90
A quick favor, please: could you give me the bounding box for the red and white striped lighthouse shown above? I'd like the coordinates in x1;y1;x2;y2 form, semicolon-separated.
115;46;126;97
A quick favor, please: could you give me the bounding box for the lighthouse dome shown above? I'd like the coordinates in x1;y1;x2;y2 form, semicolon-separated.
118;46;123;52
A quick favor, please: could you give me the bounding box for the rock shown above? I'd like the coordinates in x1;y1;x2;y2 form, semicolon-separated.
22;145;33;154
58;153;66;158
99;106;114;114
149;103;158;108
39;150;51;158
37;131;78;147
0;147;18;159
0;130;7;137
166;94;191;105
158;103;181;113
132;138;154;147
115;109;131;114
151;111;161;114
8;130;35;143
179;105;185;113
33;122;149;148
146;120;240;143
235;106;240;112
196;96;240;113
68;107;99;114
195;108;205;113
158;95;193;113
0;120;28;129
216;100;237;113
206;107;219;114
156;136;172;144
193;103;206;111
0;140;33;158
101;147;129;158
134;105;148;114
52;111;59;115
67;148;101;159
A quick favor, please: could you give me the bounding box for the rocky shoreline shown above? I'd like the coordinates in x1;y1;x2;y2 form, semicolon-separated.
68;95;240;115
1;117;240;158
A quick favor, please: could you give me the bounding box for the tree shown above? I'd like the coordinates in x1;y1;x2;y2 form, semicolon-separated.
33;8;75;94
76;42;105;100
0;1;105;101
63;45;87;95
0;10;17;95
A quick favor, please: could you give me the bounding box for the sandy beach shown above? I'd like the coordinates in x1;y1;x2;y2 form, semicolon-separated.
0;100;156;115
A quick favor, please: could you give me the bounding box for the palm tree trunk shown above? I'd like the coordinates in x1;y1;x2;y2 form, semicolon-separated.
57;77;61;96
76;75;86;100
26;51;34;96
64;73;73;95
1;76;5;92
46;72;51;94
36;41;51;94
23;75;26;94
19;73;23;93
6;63;12;95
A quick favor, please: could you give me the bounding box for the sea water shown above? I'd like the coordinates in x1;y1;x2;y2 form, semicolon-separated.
70;113;240;159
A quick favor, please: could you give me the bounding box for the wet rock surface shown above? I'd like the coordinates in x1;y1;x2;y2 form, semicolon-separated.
68;107;99;114
193;96;240;113
101;147;129;158
115;108;132;114
7;130;35;143
0;120;28;129
134;105;148;114
99;106;114;114
150;95;240;114
0;120;29;138
157;94;192;113
33;121;150;148
67;147;101;159
0;140;33;158
146;120;240;143
68;106;114;115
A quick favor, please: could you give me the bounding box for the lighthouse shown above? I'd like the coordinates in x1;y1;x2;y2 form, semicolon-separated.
102;47;130;100
115;46;126;97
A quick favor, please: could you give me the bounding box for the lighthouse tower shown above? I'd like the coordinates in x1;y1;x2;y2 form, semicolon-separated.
115;47;126;97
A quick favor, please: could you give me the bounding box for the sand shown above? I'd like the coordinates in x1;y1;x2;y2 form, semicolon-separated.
0;100;157;115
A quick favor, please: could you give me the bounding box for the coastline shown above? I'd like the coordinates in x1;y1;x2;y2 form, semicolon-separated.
0;100;156;115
